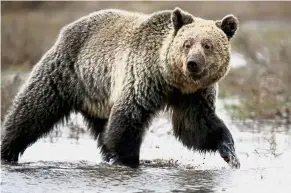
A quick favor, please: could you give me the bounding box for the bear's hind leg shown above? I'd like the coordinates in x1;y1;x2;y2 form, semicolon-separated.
1;72;72;163
81;113;112;161
103;100;154;168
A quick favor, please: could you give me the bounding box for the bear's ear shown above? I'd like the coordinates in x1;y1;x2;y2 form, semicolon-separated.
216;14;239;40
171;7;194;34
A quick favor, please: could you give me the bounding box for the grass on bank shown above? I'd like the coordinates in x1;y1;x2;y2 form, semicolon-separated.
219;25;291;123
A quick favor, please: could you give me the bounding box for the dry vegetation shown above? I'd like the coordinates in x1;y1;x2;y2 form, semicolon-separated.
220;25;291;123
1;75;23;121
1;1;291;123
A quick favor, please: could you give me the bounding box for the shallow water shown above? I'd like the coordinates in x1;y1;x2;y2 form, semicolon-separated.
1;102;291;193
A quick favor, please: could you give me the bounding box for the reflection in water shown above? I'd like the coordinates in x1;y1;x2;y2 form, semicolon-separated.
2;160;226;193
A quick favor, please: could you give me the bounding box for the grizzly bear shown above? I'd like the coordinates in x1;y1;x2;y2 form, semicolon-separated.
1;8;240;168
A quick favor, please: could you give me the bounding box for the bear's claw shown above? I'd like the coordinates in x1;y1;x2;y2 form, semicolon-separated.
218;142;240;169
222;154;240;169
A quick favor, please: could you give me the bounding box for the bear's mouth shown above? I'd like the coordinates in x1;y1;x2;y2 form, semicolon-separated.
188;69;208;80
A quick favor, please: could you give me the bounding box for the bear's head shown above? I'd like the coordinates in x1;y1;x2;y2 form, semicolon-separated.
164;8;239;93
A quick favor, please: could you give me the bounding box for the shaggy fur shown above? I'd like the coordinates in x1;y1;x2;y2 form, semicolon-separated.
168;84;240;168
1;8;239;168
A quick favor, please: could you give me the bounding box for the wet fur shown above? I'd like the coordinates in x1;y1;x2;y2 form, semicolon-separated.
168;85;235;153
1;8;238;167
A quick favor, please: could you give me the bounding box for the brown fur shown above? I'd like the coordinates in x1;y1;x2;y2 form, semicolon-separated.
1;8;239;168
164;18;237;93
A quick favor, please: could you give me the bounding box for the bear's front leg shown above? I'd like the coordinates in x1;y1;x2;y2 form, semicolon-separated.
102;97;155;168
207;114;240;169
169;85;240;169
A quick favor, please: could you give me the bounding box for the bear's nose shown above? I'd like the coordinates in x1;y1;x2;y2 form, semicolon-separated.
187;57;204;74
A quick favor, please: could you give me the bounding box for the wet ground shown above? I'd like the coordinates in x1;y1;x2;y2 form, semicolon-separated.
1;101;291;193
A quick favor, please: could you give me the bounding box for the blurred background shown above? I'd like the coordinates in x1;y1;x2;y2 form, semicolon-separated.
1;1;291;124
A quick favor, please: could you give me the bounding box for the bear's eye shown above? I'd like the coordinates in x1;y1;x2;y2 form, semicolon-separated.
203;42;213;50
183;41;192;49
204;44;211;49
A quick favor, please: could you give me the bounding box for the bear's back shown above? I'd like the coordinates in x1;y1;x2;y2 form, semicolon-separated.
55;9;147;60
51;9;173;119
59;10;148;118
